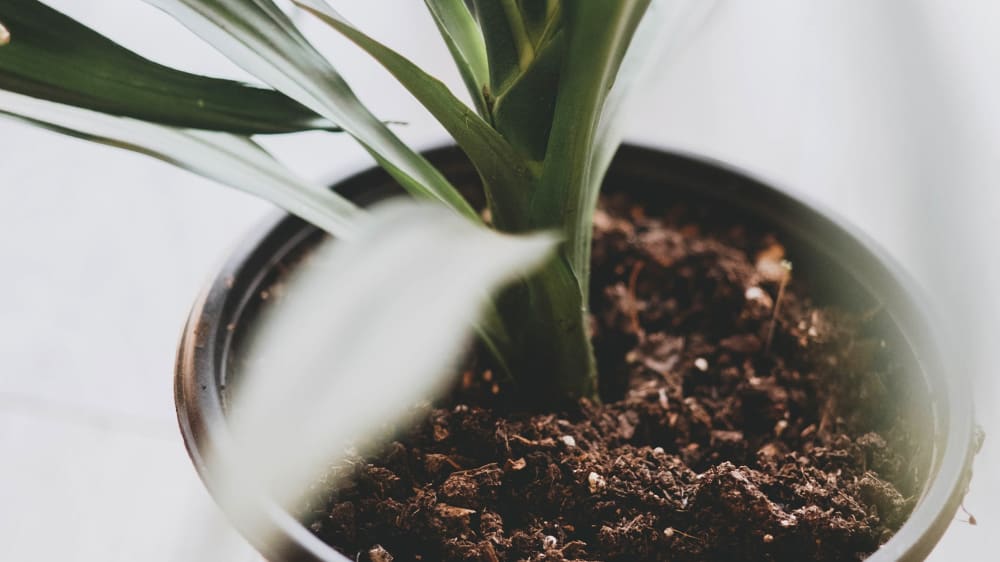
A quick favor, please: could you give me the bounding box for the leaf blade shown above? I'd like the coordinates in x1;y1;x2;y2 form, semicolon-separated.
472;0;530;93
423;0;490;118
0;90;362;238
146;0;479;221
292;0;535;230
517;0;556;45
0;0;337;134
491;28;565;162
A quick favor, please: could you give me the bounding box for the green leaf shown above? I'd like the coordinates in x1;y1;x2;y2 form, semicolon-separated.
0;90;362;238
0;0;337;135
472;0;533;93
491;28;565;162
531;0;651;296
423;0;490;118
211;199;556;528
292;0;534;231
517;0;557;45
146;0;479;222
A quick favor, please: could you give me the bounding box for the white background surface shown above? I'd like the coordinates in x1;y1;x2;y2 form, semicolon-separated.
1;1;997;560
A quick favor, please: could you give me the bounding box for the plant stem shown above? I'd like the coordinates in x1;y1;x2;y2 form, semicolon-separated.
499;252;597;406
530;1;650;301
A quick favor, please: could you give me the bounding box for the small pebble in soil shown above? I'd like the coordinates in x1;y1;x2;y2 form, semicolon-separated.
561;435;577;448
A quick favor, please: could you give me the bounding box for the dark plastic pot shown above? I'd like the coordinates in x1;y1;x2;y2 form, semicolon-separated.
175;144;977;562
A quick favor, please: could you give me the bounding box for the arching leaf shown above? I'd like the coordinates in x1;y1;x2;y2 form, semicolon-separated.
0;0;338;134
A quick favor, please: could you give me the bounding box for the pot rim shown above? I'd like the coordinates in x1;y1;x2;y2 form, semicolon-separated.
175;143;977;562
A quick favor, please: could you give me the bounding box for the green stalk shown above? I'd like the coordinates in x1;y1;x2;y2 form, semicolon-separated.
490;1;650;404
501;253;596;405
531;1;650;300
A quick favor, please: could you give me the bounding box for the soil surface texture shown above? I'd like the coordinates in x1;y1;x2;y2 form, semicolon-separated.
303;194;919;562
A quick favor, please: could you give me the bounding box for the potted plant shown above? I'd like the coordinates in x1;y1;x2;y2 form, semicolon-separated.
0;1;978;561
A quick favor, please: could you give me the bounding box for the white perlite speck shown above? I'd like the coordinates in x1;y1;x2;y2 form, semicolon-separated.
561;435;577;448
694;357;709;371
588;471;606;493
368;545;394;562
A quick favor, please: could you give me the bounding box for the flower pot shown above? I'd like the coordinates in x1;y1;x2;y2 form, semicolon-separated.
175;144;978;561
